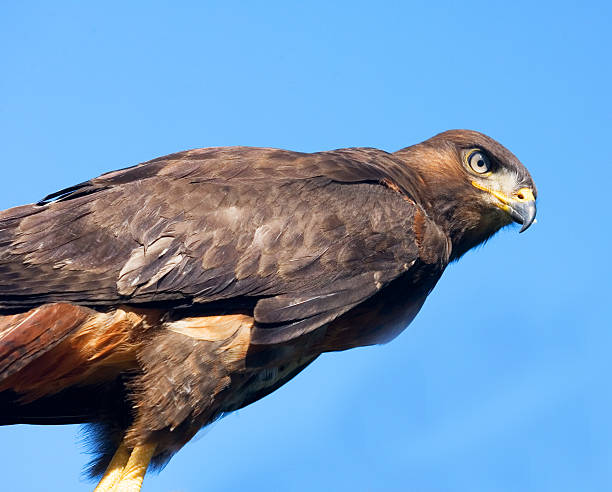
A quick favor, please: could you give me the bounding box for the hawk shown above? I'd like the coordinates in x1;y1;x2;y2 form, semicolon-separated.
0;130;537;491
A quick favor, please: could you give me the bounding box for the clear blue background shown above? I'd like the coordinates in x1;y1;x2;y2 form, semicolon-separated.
1;1;611;491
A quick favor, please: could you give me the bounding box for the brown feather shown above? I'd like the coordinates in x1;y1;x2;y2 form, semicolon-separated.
0;303;93;382
0;305;161;402
0;129;537;479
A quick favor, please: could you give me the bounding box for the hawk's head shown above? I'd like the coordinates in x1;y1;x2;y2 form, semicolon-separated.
395;129;537;259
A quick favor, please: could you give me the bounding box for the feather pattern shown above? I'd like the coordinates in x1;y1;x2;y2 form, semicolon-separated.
0;148;439;344
0;130;537;481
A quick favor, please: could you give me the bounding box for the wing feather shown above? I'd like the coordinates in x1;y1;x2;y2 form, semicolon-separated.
0;147;448;343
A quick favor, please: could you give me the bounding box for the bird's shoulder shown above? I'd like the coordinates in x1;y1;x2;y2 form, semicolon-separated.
0;146;451;346
36;145;417;203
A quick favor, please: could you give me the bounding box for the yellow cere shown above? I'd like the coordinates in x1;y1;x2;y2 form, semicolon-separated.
512;187;535;202
470;182;535;212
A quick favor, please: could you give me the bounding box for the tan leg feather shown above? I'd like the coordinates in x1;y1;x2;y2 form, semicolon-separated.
93;444;130;492
111;443;156;492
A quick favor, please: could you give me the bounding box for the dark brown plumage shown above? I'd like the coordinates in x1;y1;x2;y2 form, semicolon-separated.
0;130;537;491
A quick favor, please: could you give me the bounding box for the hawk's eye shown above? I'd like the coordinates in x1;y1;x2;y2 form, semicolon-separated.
467;150;491;174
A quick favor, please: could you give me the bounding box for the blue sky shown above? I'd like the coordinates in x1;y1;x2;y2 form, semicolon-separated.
1;1;611;491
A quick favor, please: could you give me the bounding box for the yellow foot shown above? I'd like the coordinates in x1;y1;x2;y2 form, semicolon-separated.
113;443;156;492
93;444;130;492
93;442;156;492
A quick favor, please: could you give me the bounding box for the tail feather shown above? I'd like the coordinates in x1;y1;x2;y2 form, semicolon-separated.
0;303;93;383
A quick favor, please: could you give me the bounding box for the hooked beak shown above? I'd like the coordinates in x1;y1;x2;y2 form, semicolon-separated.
498;187;537;233
471;183;537;233
508;198;537;233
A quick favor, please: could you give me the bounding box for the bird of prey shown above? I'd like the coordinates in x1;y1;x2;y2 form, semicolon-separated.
0;130;536;491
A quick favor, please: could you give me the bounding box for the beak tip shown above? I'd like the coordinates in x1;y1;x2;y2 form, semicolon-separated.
510;200;537;233
519;217;538;233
